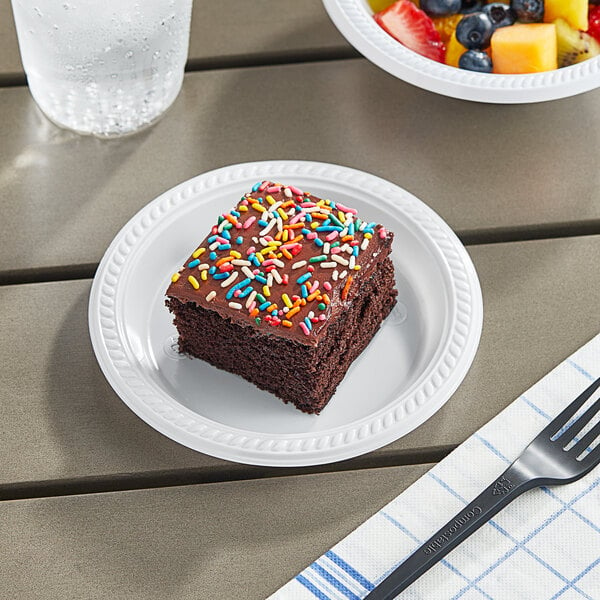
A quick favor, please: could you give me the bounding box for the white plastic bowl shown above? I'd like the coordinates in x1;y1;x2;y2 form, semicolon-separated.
323;0;600;103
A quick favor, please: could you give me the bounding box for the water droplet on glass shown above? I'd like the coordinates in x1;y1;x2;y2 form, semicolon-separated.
110;73;118;79
152;51;161;60
125;51;134;59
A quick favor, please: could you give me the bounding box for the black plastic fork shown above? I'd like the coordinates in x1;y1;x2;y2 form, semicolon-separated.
366;376;600;600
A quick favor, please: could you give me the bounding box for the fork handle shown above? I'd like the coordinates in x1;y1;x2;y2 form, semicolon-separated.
364;464;535;599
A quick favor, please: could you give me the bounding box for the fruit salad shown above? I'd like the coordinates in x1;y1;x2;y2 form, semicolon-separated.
370;0;600;73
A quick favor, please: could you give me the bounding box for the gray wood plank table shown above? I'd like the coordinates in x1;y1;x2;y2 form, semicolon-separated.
1;235;599;494
1;3;599;599
1;60;600;283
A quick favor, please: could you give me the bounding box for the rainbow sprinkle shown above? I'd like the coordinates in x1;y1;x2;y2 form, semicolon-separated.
169;181;388;338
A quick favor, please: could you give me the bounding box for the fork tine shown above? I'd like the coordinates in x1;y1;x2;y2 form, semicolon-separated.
570;418;600;457
543;376;600;440
580;442;600;468
561;393;600;441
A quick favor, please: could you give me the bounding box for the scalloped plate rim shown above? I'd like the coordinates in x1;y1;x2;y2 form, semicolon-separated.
322;0;600;103
88;160;483;466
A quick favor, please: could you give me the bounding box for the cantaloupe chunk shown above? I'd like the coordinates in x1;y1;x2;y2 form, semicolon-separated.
491;23;557;74
544;0;588;32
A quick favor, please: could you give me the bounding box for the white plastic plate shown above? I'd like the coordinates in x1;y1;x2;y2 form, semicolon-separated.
323;0;600;103
89;161;483;466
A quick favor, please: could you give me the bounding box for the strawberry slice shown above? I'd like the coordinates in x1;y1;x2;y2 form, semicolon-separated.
374;0;446;63
589;6;600;45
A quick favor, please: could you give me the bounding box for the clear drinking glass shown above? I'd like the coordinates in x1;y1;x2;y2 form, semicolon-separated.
11;0;193;137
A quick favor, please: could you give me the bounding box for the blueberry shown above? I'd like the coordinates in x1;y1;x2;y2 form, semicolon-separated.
420;0;462;17
510;0;544;23
483;3;517;27
459;50;493;72
461;0;484;14
456;12;494;50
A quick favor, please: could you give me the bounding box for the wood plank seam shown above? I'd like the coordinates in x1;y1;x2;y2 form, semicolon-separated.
0;51;361;90
0;449;452;502
461;220;600;246
2;224;600;287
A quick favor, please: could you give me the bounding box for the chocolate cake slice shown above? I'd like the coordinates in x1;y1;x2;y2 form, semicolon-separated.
166;181;397;414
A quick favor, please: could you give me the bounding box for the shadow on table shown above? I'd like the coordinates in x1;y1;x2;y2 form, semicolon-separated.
44;286;207;477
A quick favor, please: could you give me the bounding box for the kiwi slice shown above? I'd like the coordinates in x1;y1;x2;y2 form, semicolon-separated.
555;18;600;68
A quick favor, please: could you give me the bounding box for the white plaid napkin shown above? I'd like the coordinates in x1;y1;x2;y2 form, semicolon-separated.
270;333;600;600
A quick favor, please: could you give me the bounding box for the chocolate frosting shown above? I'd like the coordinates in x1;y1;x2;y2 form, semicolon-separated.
166;181;393;346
